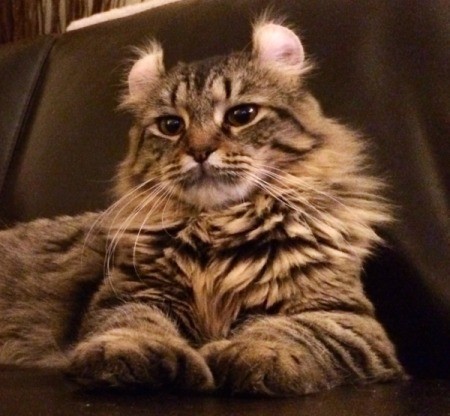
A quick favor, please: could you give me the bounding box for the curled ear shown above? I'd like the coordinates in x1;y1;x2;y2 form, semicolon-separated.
252;21;305;75
127;41;165;100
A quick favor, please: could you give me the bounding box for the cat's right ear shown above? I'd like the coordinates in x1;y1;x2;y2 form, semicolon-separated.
252;20;307;77
127;41;165;101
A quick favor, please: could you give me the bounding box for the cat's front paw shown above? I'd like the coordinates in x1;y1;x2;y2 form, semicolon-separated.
68;330;213;391
200;339;328;396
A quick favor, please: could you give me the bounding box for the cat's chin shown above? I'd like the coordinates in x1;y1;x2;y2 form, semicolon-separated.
177;181;254;210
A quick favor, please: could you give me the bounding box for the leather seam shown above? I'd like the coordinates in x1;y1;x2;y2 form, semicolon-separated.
0;35;57;198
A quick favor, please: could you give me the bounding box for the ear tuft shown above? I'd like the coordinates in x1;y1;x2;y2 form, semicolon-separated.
128;41;165;99
253;22;305;73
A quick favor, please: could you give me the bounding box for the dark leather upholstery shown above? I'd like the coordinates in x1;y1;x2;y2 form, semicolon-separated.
0;36;55;204
0;0;448;413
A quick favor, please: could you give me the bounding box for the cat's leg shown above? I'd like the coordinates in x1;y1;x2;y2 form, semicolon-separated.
0;213;105;368
68;302;213;391
200;311;405;396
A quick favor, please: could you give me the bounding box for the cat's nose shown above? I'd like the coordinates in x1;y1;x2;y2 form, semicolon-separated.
186;146;217;164
184;127;219;164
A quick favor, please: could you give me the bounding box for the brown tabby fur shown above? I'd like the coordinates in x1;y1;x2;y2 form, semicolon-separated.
0;21;405;395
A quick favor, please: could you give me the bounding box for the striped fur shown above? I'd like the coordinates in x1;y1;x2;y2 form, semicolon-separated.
0;22;405;395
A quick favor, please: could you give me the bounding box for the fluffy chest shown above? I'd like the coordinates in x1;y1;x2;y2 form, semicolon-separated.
168;203;330;340
123;200;338;341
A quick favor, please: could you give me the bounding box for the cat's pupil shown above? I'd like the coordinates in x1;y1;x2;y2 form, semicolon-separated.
158;116;184;136
226;104;258;127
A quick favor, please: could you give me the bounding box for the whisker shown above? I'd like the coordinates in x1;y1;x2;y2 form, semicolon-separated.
104;182;167;295
252;163;355;226
83;174;164;249
257;163;363;212
247;170;363;258
248;166;365;258
161;184;178;237
107;183;166;266
244;171;320;245
131;183;175;275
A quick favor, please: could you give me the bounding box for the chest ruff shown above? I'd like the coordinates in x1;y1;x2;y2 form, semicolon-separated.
114;195;364;343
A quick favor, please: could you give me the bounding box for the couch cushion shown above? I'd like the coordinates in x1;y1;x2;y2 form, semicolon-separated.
0;36;55;212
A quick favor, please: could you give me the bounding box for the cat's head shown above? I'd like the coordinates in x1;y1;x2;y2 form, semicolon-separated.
116;21;352;211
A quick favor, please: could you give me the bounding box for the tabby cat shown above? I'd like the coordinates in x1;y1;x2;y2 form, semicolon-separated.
0;21;405;395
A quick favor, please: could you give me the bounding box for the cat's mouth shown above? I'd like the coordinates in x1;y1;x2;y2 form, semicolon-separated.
179;164;241;189
173;163;253;209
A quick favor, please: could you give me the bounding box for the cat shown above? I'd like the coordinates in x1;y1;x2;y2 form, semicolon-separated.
0;20;405;395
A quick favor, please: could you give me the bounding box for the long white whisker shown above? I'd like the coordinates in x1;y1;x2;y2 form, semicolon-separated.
251;164;353;228
161;184;178;236
131;183;175;275
107;183;166;266
246;170;360;253
106;179;165;239
105;183;167;294
256;163;359;213
248;166;363;258
83;175;164;252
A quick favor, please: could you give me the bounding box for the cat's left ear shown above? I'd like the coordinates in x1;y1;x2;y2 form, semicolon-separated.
128;41;165;99
252;22;305;76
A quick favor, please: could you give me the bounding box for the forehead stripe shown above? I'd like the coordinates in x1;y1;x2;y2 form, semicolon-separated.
224;77;232;99
193;69;209;92
170;83;180;106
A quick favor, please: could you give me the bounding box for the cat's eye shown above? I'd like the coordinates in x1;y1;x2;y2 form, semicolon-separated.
157;116;185;136
225;104;259;127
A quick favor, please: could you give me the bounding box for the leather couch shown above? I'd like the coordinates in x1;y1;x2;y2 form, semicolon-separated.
0;0;449;414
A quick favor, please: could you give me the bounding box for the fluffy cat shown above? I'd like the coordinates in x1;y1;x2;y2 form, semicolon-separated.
0;21;405;395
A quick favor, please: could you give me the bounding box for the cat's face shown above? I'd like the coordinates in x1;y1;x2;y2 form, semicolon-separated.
119;23;317;210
